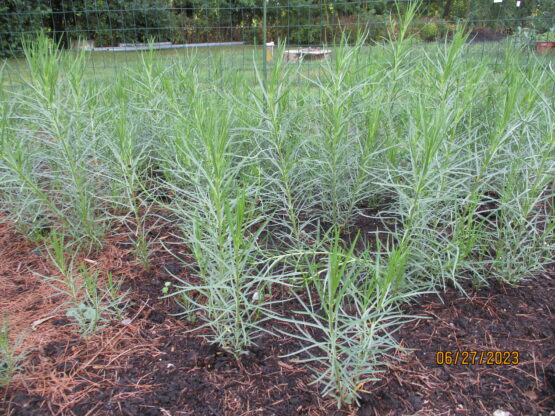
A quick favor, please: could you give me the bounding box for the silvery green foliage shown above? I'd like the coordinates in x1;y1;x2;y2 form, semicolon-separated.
40;232;127;337
381;29;555;291
64;265;127;337
0;317;26;387
0;36;112;248
160;100;287;357
0;7;553;408
275;233;418;407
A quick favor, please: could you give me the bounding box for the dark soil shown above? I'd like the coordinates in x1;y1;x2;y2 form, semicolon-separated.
1;216;554;416
359;277;555;416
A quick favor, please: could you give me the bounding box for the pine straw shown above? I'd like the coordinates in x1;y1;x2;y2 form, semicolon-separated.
0;217;164;414
7;307;161;414
0;221;66;353
3;214;552;415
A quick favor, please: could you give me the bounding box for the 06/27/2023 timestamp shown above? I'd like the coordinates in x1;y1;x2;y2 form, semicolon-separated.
436;351;519;366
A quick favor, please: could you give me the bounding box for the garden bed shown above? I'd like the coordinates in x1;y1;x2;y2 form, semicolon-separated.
1;15;554;416
1;218;553;416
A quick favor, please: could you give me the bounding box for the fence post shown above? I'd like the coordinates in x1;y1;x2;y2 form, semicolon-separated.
263;0;268;86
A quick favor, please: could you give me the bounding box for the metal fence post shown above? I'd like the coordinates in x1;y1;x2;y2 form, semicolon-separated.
263;0;268;86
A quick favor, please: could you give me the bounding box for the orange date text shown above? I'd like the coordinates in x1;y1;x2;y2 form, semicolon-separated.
435;351;519;365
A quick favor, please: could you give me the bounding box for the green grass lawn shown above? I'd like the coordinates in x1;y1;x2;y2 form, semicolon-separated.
2;39;553;88
1;44;266;87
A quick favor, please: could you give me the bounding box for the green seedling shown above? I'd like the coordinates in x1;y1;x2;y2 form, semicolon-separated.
65;264;128;337
0;316;27;388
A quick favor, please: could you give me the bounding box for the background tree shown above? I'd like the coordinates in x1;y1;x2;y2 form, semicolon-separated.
0;0;46;57
1;0;554;58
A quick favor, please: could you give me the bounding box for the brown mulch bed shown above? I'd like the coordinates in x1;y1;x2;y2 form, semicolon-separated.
0;219;553;416
359;276;555;416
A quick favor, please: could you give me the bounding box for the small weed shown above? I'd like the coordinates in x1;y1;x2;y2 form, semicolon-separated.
161;281;171;294
65;265;128;337
40;232;128;337
0;317;26;388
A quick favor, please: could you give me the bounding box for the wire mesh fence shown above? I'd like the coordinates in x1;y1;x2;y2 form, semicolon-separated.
1;0;554;86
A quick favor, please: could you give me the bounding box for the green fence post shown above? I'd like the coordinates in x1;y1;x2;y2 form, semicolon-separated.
263;0;268;86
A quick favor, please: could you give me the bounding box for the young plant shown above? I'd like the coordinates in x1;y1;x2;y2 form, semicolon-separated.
160;96;282;357
104;92;155;269
278;232;417;407
306;37;370;228
0;33;111;248
0;317;26;388
66;265;127;337
44;230;81;304
246;44;321;247
167;189;277;358
41;232;127;336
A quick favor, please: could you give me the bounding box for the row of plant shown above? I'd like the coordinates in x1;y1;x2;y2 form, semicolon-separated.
1;6;553;407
